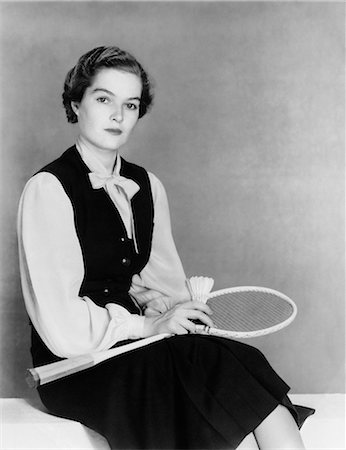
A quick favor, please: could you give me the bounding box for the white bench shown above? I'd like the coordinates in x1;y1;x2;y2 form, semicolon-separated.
0;396;110;449
1;395;344;449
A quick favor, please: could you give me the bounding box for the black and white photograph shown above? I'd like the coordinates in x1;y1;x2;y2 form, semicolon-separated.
0;1;344;449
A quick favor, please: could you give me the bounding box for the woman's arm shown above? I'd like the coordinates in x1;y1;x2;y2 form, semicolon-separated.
130;172;191;315
18;172;146;358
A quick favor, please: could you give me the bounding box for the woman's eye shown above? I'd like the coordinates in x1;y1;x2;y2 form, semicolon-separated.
126;103;139;110
96;97;110;104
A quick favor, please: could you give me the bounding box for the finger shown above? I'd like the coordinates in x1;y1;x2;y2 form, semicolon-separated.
178;301;213;316
187;311;214;328
191;301;213;316
172;323;190;335
179;318;197;334
168;305;213;327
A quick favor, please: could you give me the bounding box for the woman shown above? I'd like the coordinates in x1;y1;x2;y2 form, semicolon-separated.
18;46;313;449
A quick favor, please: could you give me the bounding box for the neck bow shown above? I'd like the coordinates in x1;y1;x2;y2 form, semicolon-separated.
88;172;140;253
88;172;140;200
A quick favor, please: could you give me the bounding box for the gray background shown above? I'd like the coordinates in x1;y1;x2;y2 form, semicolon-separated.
0;1;344;398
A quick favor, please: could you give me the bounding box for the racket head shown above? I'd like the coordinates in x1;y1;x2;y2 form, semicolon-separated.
201;286;297;338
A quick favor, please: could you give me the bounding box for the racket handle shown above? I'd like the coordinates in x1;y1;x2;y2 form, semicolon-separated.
195;325;211;335
26;354;94;388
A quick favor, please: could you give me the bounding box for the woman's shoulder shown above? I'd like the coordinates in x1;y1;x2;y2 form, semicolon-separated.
22;147;77;200
35;146;81;177
147;171;168;204
27;146;88;200
22;171;67;199
18;171;72;218
147;171;163;188
121;158;165;192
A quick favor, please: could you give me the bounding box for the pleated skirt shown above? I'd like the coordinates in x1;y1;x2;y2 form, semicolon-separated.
36;334;314;449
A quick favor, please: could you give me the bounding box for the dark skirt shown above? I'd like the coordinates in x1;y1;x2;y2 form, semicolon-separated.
36;334;314;449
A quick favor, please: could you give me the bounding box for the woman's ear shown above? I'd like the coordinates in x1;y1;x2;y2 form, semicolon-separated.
71;101;80;116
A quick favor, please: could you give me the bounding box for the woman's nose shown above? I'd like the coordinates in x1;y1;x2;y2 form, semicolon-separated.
110;107;123;123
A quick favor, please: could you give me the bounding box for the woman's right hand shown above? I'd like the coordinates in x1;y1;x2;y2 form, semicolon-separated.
142;301;214;337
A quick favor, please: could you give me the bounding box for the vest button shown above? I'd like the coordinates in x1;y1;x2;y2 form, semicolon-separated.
103;288;110;296
121;257;131;266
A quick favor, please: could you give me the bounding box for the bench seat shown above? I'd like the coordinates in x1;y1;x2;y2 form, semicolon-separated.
1;394;344;449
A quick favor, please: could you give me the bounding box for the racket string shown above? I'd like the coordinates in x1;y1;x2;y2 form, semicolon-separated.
208;292;294;332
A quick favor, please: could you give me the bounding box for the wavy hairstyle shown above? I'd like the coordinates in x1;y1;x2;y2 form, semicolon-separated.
62;46;154;123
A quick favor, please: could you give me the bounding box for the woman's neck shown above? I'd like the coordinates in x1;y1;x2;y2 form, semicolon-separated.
76;136;118;174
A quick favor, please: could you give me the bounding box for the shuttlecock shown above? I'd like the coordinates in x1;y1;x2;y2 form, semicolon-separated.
186;276;214;303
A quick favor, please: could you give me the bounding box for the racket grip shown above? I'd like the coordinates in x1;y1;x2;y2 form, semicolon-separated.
26;354;94;388
195;325;211;335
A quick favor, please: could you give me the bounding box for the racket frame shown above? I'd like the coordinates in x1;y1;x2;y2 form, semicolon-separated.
195;286;297;338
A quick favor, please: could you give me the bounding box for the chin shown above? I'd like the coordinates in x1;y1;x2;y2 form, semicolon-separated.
106;137;127;150
98;140;123;152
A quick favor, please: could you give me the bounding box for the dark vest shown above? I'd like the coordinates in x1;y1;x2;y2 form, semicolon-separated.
31;146;154;365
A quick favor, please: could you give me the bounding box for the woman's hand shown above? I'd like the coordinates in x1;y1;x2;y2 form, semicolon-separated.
143;296;189;317
142;301;214;337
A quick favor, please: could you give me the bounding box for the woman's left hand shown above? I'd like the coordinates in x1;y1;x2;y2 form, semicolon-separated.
143;296;190;317
142;300;214;337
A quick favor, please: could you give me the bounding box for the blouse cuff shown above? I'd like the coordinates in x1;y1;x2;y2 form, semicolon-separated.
126;315;146;339
105;302;146;340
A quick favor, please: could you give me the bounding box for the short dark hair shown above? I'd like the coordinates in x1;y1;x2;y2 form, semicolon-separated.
62;46;154;123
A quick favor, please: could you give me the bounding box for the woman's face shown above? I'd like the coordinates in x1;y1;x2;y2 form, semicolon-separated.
72;68;142;153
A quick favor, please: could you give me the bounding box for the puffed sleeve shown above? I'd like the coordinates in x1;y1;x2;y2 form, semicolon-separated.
17;172;146;358
130;172;191;314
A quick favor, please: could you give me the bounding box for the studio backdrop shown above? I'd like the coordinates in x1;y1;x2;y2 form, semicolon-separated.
0;1;344;398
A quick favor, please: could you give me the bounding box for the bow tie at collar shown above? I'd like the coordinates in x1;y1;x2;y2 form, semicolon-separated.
88;172;140;200
76;141;140;252
88;171;140;253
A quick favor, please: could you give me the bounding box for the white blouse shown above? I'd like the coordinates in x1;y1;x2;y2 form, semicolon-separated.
17;145;190;358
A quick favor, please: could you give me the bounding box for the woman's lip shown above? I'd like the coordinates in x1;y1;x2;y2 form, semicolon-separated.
105;128;122;135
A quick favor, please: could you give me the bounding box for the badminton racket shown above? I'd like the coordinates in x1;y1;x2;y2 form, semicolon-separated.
27;278;297;387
